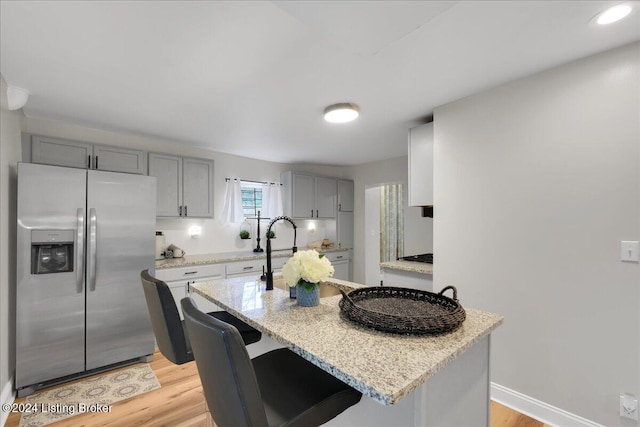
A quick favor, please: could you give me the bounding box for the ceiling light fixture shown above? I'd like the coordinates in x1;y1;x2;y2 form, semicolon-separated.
324;103;360;123
594;3;632;25
7;85;29;111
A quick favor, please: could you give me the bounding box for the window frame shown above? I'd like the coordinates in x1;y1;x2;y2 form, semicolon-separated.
240;181;264;218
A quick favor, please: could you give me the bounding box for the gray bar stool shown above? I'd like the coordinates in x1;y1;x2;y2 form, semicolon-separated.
140;269;261;365
181;296;362;427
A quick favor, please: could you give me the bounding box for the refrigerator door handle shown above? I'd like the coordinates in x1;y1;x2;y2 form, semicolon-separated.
76;208;85;293
88;208;97;291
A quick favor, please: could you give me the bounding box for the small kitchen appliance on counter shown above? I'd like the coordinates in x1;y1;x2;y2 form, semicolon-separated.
398;253;433;264
155;231;165;260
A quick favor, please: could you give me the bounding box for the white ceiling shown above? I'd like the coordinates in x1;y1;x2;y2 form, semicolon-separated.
1;1;639;166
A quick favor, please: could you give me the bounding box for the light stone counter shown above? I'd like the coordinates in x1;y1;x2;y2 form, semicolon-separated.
380;260;433;275
156;247;350;269
190;276;502;406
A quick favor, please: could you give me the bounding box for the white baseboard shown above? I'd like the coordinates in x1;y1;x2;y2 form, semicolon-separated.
491;382;605;427
1;377;15;427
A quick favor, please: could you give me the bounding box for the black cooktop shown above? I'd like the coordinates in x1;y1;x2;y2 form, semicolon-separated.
398;253;433;264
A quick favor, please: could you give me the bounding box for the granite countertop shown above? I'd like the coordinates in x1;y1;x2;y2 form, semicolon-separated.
155;246;350;269
380;260;433;275
190;276;503;405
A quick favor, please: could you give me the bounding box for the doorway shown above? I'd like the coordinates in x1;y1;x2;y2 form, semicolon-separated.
364;183;433;285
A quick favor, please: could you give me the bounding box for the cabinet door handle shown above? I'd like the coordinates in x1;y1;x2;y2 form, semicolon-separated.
184;271;198;275
95;155;99;169
88;155;92;169
316;209;319;217
179;205;183;216
336;255;344;259
310;209;313;218
339;203;341;212
184;205;188;217
243;266;254;270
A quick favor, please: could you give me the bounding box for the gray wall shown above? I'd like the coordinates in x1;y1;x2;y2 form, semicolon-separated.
0;75;24;422
433;42;639;426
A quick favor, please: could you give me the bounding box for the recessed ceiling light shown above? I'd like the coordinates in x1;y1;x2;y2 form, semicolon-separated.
324;103;360;123
594;4;632;25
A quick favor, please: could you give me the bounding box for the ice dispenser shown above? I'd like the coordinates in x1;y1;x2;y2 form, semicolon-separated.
31;230;74;274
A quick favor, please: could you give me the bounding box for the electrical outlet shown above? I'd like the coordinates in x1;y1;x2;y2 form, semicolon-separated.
620;393;639;421
620;241;639;262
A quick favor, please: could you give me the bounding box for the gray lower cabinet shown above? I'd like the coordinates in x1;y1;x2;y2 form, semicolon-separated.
332;260;349;281
154;264;225;319
225;257;288;278
30;135;146;174
325;251;351;281
149;153;214;218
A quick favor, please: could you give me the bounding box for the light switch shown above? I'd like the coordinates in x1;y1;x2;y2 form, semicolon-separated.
620;241;639;262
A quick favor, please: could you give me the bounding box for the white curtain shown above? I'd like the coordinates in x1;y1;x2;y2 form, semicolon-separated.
380;184;404;262
262;182;283;219
222;179;244;223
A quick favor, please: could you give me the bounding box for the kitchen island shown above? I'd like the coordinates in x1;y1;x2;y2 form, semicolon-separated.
191;276;502;426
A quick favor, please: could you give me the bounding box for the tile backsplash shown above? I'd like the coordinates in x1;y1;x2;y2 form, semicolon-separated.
156;218;336;256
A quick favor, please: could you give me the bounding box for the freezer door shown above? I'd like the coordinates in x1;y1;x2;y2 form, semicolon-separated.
16;163;86;388
85;170;156;370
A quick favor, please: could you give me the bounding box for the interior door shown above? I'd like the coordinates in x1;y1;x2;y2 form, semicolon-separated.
85;170;156;370
16;163;86;389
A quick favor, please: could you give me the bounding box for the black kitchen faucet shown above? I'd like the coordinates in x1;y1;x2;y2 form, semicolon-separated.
265;215;297;290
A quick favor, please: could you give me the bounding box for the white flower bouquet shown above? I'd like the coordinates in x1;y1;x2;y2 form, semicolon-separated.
282;249;334;291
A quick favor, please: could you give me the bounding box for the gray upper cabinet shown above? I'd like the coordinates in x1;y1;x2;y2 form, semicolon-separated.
291;173;314;218
408;123;434;207
31;136;92;169
30;135;145;174
149;153;182;217
149;153;213;218
314;176;337;218
337;179;354;212
182;157;214;218
93;144;146;175
282;171;336;219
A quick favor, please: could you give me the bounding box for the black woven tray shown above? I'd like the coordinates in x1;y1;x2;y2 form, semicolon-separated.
338;286;466;335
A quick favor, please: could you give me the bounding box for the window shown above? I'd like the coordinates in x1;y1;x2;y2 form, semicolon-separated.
241;181;263;218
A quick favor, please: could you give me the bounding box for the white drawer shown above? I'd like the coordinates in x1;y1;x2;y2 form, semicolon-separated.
325;251;350;263
270;256;290;269
155;263;225;282
226;259;264;276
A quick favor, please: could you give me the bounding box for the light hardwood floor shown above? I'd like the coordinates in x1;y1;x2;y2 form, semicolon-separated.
7;349;545;427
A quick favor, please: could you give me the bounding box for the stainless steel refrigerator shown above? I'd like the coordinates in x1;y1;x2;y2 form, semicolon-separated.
16;162;156;396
